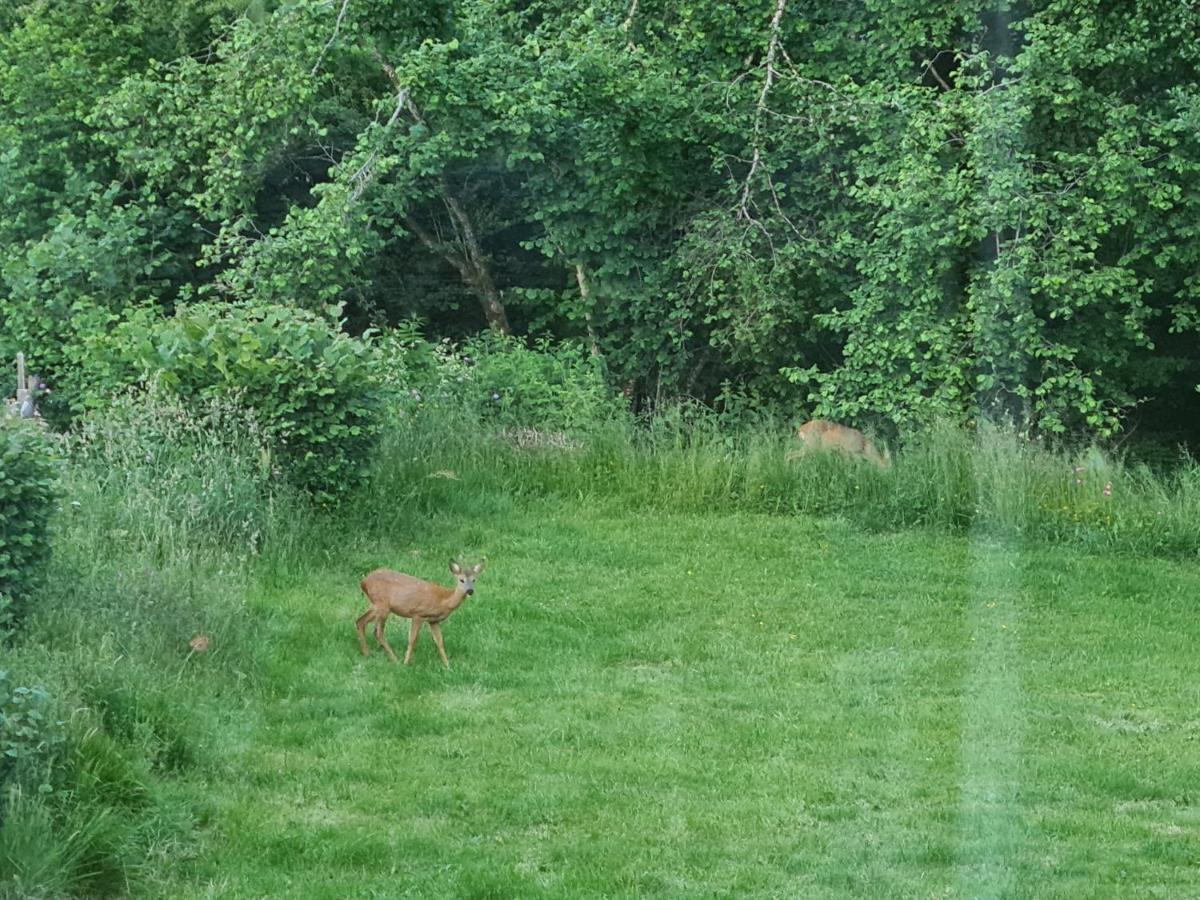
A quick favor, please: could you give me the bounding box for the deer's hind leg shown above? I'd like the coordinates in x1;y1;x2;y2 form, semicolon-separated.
373;609;400;663
356;608;375;656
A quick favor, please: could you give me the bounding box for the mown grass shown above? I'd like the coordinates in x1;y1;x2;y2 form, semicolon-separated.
151;501;1200;898
4;392;1199;898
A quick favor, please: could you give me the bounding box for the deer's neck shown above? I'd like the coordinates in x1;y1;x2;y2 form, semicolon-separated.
443;585;469;612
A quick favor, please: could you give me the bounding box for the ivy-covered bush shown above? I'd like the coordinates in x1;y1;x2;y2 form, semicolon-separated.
85;303;384;502
0;420;58;626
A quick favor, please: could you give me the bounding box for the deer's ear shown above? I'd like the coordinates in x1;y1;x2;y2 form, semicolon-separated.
472;559;487;576
450;561;463;575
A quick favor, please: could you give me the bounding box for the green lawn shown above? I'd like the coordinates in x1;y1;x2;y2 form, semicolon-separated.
160;504;1200;898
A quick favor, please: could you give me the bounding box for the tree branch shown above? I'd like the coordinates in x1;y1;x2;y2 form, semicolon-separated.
921;50;954;92
310;0;352;77
621;0;639;48
348;86;408;199
736;0;787;221
356;51;511;331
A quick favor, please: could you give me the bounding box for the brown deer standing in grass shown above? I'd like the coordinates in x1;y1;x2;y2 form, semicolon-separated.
788;419;890;468
356;560;486;667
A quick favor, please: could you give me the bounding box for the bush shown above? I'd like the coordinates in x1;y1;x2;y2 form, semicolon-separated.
387;331;626;437
0;672;62;795
84;303;384;502
467;334;624;434
0;420;58;626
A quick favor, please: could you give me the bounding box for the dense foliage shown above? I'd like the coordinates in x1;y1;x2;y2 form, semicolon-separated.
390;330;625;435
84;302;385;501
1;393;296;896
0;421;57;626
3;0;1198;440
5;6;1200;894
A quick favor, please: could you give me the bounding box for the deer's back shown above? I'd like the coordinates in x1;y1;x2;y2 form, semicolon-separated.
361;568;452;619
799;419;862;451
798;419;888;466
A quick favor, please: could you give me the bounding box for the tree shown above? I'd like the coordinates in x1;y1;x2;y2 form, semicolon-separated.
3;0;1199;439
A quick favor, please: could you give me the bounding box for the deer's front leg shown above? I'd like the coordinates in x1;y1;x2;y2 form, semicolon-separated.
428;622;450;668
404;618;422;665
374;612;399;663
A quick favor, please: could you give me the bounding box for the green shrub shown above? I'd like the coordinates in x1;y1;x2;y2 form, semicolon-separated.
0;420;58;624
0;672;63;796
83;303;384;502
467;334;624;434
388;331;625;437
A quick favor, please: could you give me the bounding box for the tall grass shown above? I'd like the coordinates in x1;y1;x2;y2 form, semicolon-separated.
2;392;307;897
354;402;1200;560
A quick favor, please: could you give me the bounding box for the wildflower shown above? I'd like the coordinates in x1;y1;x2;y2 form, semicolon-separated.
1103;481;1112;497
1073;466;1086;473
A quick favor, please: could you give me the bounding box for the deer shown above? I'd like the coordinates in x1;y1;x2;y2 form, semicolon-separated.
787;418;890;468
356;559;486;667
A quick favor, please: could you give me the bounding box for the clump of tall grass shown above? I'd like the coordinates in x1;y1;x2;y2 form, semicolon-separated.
64;388;279;563
363;398;1200;559
3;389;305;897
888;420;1200;555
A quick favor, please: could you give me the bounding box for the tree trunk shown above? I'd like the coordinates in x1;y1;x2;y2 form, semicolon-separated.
443;190;511;333
574;263;600;356
471;267;511;334
373;56;511;333
403;195;512;334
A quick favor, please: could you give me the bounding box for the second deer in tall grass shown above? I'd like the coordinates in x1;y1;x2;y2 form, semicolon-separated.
788;419;890;468
356;560;486;667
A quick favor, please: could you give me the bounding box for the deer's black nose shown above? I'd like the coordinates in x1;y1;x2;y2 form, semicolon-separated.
466;588;475;596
